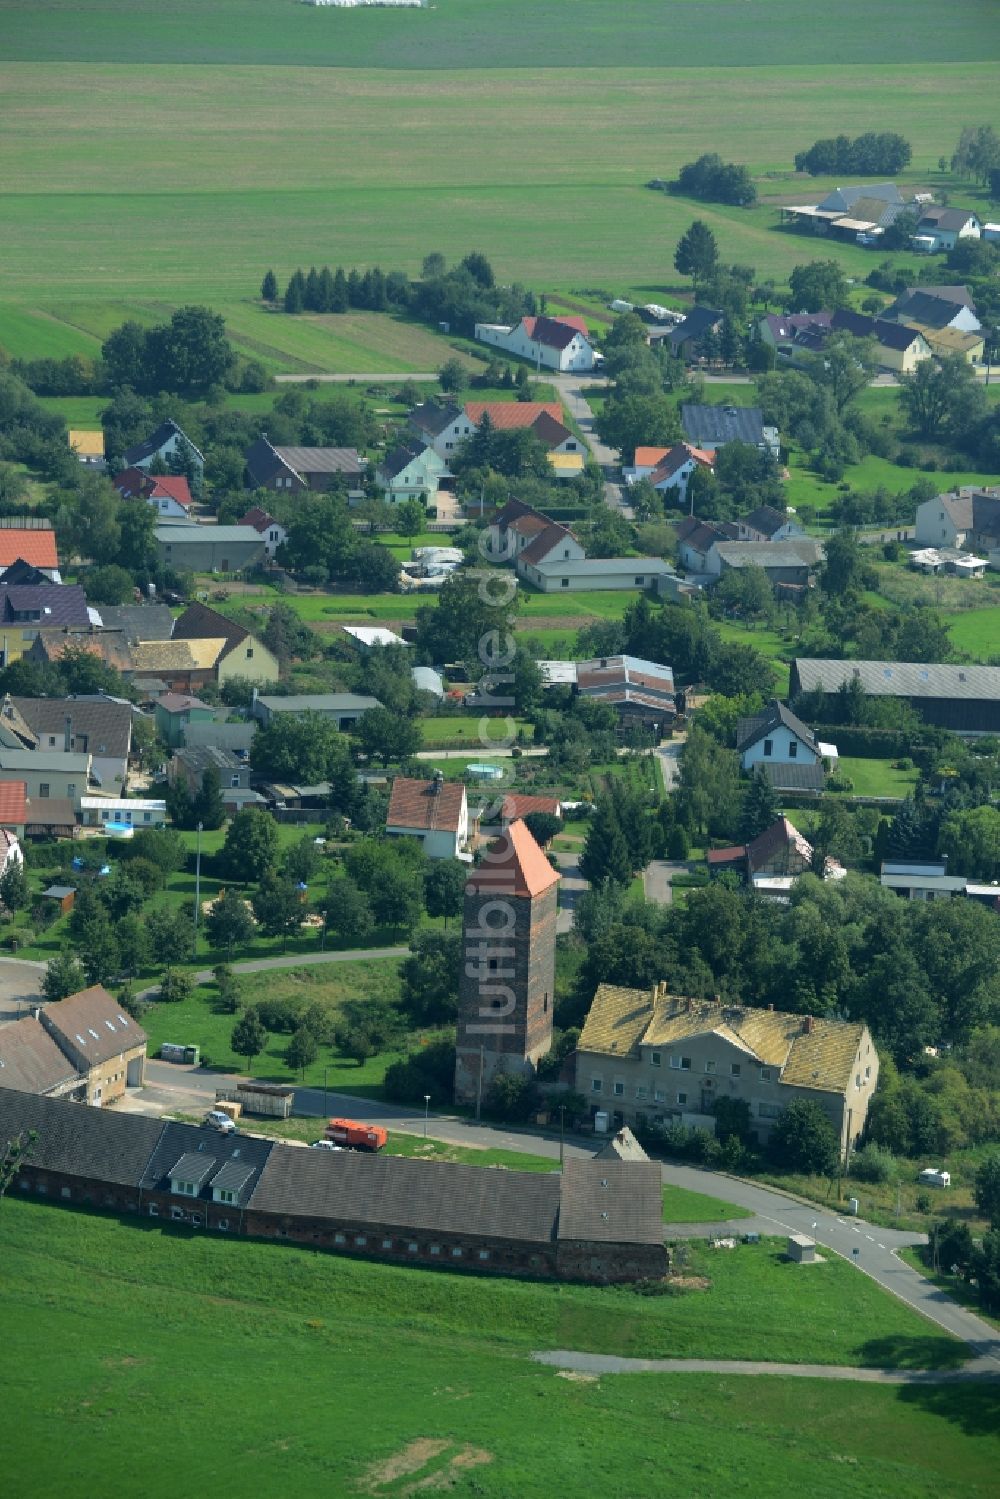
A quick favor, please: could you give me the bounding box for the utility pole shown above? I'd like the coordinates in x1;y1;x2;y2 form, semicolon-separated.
423;1094;430;1139
192;820;204;954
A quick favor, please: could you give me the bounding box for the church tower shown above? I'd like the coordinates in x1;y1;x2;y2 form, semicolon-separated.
454;819;560;1107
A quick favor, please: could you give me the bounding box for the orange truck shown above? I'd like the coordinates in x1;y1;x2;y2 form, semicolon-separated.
324;1117;388;1152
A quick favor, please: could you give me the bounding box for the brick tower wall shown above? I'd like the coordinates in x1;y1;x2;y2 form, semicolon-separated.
454;881;557;1105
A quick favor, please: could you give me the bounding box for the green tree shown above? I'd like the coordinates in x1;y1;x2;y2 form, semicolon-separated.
974;1152;1000;1228
674;220;719;284
352;706;421;766
261;269;278;302
0;858;28;915
282;834;321;887
898;353;987;441
251;876;303;950
191;767;226;831
579;801;634;888
146;305;234;396
83;563;136;605
101;320;148;391
424;858;467;927
415;569;519;667
396;497;426;538
937;805;1000;881
159;967;193;1004
523;811;562;848
768;1097;839;1174
146;905;191;965
820;527;865;596
222;807;279;883
438;357;466;394
595;392;681;457
323;878;374;945
788;260;850;312
251;711;350;785
739;767;779;841
398;930;461;1024
205;888;255;956
285;1024;319;1079
231;1007;266;1073
41;952;86;1003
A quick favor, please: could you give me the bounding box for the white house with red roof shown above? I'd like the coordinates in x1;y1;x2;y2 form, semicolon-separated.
114;467;193;520
0;524;61;583
385;774;471;860
239;506;288;558
473;314;599;372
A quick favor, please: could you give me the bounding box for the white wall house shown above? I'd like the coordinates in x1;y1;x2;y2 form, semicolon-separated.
474;315;598;373
913;209;982;252
519;557;672;593
736;701;823;771
385;776;470;860
375;441;450;501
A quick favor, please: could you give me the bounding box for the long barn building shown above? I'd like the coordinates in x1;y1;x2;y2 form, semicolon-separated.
791;658;1000;735
0;1088;665;1284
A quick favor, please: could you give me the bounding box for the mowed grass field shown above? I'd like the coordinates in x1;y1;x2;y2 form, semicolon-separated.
4;1202;996;1499
2;51;999;315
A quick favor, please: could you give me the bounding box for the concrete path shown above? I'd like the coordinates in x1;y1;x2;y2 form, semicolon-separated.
642;859;687;906
413;746;548;760
531;1351;1000;1383
551;374;632;518
139;944;409;999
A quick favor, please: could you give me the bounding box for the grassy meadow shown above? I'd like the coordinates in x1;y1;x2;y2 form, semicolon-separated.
4;1200;996;1498
2;51;999;321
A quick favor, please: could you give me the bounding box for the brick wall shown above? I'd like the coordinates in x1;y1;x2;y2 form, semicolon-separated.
557;1239;667;1284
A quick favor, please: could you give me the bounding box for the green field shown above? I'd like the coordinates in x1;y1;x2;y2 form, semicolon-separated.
2;45;999;313
4;1200;996;1497
945;606;1000;662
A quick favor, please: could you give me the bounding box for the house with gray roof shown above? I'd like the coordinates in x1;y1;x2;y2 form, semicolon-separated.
830;309;932;374
736;698;836;774
885;286;980;334
155;525;266;575
122;419;204;476
375;438;450;501
6;695;133;791
915;487;1000;551
0;1016;81;1099
913;206;982;252
791;658;1000;735
681;403;780;459
711;538;824;589
244;436;364;494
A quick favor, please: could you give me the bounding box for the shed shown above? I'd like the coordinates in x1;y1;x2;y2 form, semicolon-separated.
42;884;76;914
787;1233;817;1263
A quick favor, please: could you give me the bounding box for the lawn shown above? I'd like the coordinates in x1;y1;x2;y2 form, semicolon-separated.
945;606;1000;663
833;756;920;800
661;1184;753;1224
143;958;410;1094
3;1201;996;1499
419;714;530;747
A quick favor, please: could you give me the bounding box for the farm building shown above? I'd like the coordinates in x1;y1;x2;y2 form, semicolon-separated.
0;1087;665;1284
474;315;598;373
253;692;381;731
791;658;1000;735
154;525;266;575
244;436;364;494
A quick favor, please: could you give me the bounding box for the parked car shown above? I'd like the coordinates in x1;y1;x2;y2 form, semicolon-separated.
203;1109;237;1135
310;1140;344;1151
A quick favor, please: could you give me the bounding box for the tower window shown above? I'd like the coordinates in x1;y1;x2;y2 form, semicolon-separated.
543;992;549;1013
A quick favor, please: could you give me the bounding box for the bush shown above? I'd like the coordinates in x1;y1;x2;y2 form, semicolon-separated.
851;1142;896;1184
768;1098;839;1175
383;1039;456;1105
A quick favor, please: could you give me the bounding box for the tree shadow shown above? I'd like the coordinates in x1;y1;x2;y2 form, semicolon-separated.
857;1333;970;1372
897;1380;1000;1437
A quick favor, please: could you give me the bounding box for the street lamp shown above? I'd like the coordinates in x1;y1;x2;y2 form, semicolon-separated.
192;820;204;954
423;1094;431;1138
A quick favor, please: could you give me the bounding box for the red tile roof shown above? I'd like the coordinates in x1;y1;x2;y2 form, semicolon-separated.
633;446;672;469
239;506;281;534
147;475;192;508
0;530;58;570
386;776;466;834
466;818;560;898
0;780;27;826
465;402;564;431
499;793;561;824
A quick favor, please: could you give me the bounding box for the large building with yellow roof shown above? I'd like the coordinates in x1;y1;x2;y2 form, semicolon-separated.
576;982;878;1155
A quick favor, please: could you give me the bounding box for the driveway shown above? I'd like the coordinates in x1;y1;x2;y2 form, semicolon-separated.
551;374;632;518
655;735;685;792
552;845;585;933
643;859;687;906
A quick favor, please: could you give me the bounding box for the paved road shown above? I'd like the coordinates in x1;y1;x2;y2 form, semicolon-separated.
531;1351;1000;1382
275;372;442;384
